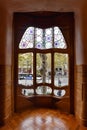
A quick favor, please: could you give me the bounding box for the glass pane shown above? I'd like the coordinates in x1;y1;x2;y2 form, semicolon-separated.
54;27;67;49
45;28;53;49
19;26;67;49
19;27;34;49
35;28;43;49
54;53;69;87
22;89;34;96
18;53;33;86
36;86;52;95
36;53;51;84
54;89;66;97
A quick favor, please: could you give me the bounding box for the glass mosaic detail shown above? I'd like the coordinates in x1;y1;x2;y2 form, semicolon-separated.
45;28;53;49
19;27;34;49
35;28;43;49
54;27;67;49
19;26;67;49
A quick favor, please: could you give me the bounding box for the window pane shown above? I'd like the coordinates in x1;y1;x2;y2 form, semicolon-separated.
19;27;34;49
35;28;43;49
45;28;53;49
19;26;67;49
36;53;51;84
22;89;34;96
54;53;69;87
54;89;66;97
18;53;33;86
36;86;52;95
54;27;67;49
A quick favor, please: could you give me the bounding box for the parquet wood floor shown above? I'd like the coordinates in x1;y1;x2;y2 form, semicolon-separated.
0;107;87;130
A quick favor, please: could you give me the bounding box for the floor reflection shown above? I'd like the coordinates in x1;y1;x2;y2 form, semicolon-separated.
21;112;69;130
0;108;86;130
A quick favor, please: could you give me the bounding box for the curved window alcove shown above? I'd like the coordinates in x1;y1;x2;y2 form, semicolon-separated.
14;13;74;112
17;26;69;100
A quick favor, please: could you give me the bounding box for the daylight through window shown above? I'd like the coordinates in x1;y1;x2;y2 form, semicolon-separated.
18;26;69;97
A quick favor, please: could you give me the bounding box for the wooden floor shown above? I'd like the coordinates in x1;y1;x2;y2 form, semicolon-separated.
0;107;87;130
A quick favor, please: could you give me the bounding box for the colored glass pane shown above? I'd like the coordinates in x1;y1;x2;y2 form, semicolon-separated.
45;28;52;49
19;26;67;49
19;27;34;49
35;28;43;49
54;27;67;49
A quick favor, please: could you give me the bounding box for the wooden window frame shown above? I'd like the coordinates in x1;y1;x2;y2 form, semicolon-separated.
13;12;74;113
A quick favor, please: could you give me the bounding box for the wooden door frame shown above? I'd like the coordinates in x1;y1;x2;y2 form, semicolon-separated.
13;12;74;113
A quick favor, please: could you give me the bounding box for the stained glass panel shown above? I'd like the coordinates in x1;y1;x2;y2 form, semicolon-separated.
35;28;43;49
19;26;67;49
45;28;53;49
54;27;67;49
19;27;34;49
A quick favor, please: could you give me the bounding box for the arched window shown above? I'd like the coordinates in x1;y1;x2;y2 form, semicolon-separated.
19;27;67;49
18;26;69;97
